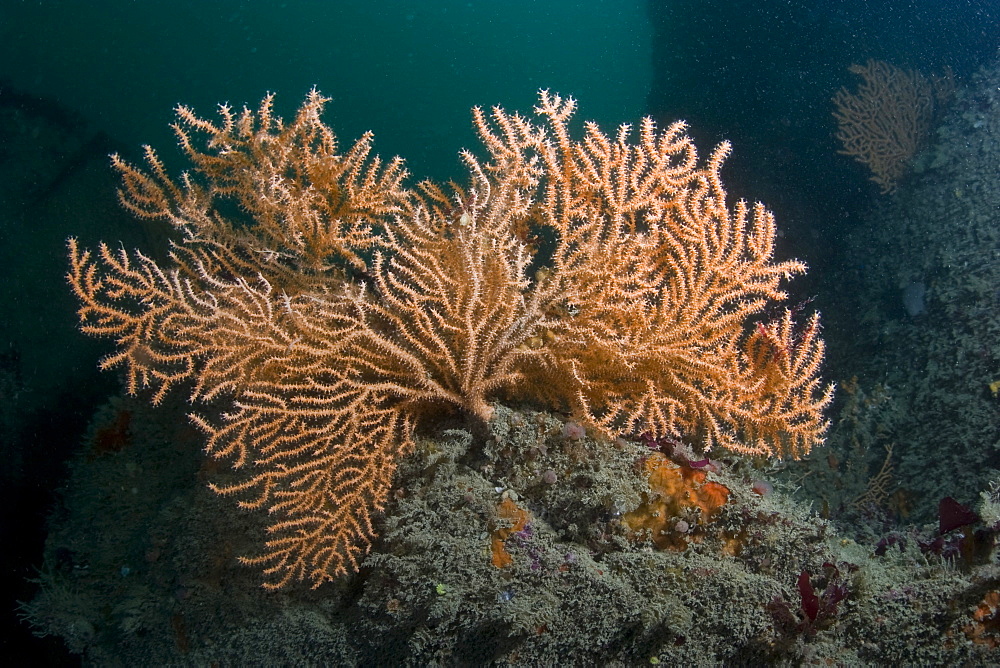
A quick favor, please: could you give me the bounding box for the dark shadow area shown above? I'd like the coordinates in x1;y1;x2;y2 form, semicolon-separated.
0;82;130;663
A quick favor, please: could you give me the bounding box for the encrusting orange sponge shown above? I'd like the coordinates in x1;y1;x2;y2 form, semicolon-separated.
623;452;730;550
491;498;530;568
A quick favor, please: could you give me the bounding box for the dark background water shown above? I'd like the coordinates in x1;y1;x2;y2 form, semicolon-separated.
1;0;997;661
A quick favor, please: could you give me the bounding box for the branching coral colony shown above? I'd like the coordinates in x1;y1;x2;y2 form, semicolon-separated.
67;89;833;588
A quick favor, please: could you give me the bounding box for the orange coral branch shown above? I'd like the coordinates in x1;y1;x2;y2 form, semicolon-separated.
67;90;831;588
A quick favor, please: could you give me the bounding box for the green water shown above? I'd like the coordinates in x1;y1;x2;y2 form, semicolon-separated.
0;1;651;180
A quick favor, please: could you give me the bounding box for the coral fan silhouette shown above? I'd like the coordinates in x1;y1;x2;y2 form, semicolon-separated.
67;90;831;588
833;59;954;193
